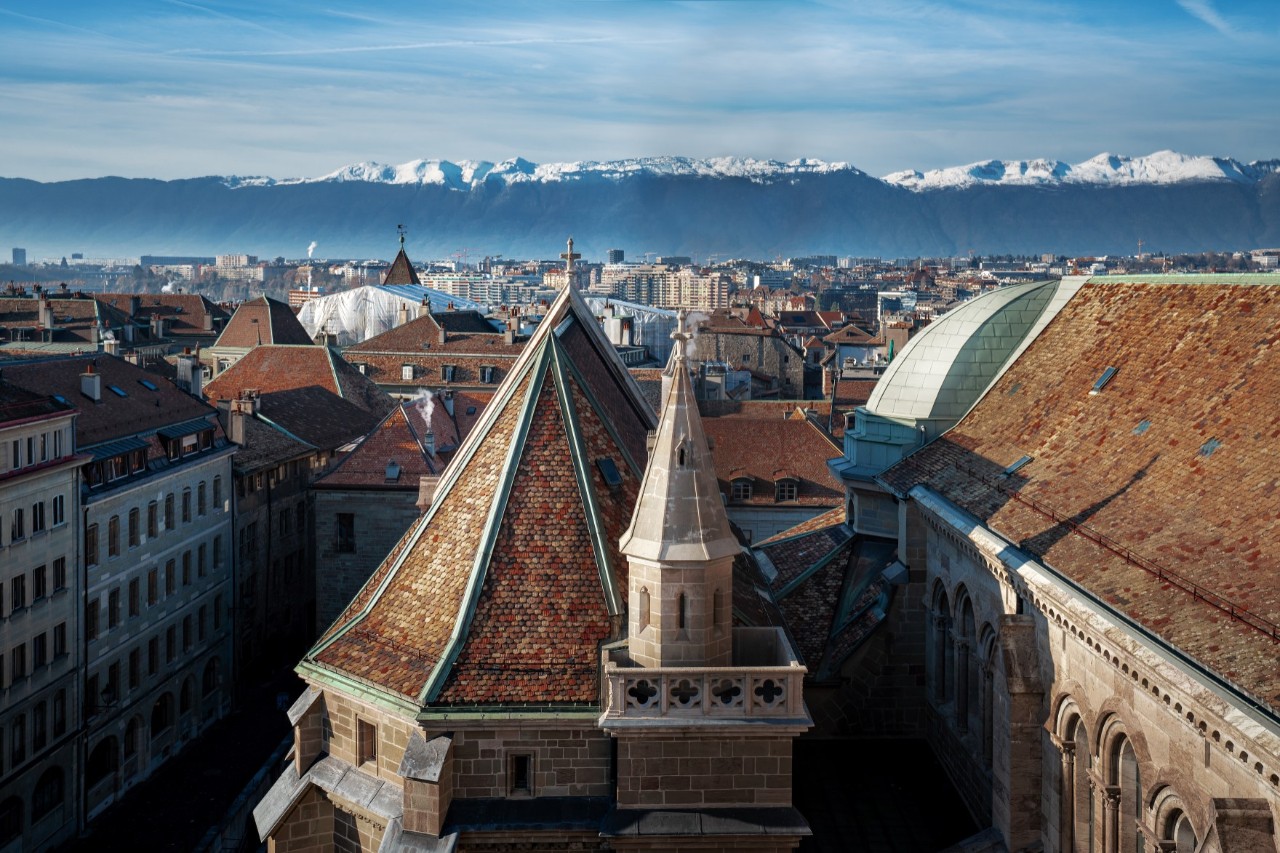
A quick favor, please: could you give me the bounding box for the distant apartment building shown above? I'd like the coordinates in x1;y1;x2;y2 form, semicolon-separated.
606;247;625;264
4;355;236;820
10;248;26;267
597;264;732;309
0;382;83;851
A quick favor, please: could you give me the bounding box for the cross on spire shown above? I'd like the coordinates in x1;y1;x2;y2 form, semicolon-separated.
560;236;581;274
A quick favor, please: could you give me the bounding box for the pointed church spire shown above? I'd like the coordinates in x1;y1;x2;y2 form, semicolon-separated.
620;310;739;563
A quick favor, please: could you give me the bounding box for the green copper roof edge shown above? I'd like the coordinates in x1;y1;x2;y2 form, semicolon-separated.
295;660;420;717
774;537;855;601
415;706;602;722
550;338;624;618
817;589;892;680
555;344;645;478
325;349;344;401
419;347;551;705
252;412;319;450
305;342;550;660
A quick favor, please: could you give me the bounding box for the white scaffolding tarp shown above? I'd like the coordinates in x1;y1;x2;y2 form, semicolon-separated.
297;284;482;347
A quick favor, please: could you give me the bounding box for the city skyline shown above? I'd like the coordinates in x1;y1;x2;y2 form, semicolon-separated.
1;0;1278;183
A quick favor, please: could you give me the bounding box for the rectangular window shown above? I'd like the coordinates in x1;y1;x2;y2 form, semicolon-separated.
213;535;223;569
53;557;66;591
11;507;23;540
357;719;377;767
165;560;175;596
147;569;158;606
31;501;45;533
11;575;25;610
165;626;176;663
441;364;456;382
182;489;191;523
480;365;495;384
11;644;26;681
52;690;66;736
165;494;175;530
86;597;99;640
128;507;140;547
32;565;46;601
509;753;534;796
32;702;46;752
182;551;192;586
198;544;207;578
129;578;140;617
197;482;207;515
106;661;120;703
108;515;120;557
32;633;46;668
108;588;120;629
11;716;25;765
53;622;66;657
52;494;64;526
147;501;158;539
129;648;140;690
53;430;63;458
86;523;99;566
336;513;355;553
213;476;222;510
148;637;159;675
401;364;414;381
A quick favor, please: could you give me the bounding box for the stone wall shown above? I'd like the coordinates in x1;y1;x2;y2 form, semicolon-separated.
614;735;793;808
444;724;613;799
696;331;804;399
269;785;335;853
314;489;420;628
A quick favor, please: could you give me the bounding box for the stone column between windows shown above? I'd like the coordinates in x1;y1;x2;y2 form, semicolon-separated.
1051;732;1076;853
931;614;947;702
954;637;970;731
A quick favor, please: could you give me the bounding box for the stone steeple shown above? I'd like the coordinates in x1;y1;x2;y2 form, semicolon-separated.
620;310;739;667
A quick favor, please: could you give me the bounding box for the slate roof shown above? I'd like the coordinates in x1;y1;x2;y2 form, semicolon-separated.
0;293;133;344
218;404;315;473
303;285;657;709
2;353;220;448
255;387;383;451
312;403;441;490
203;345;394;418
214;295;314;348
878;278;1280;712
702;415;843;508
0;378;74;428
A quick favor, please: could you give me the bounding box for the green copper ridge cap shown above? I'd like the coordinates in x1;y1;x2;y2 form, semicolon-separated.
419;346;550;706
774;537;854;601
549;336;624;619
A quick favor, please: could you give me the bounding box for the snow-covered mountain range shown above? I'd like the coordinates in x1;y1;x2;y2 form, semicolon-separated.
221;151;1280;192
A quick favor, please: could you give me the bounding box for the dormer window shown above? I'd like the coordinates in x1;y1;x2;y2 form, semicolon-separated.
442;364;456;382
775;478;798;502
401;364;414;381
480;365;495;384
730;478;753;502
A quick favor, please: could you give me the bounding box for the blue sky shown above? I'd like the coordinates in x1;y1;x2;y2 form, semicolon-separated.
1;0;1277;181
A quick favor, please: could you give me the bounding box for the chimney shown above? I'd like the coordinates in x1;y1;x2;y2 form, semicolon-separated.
423;430;435;457
441;391;454;416
397;302;409;327
37;295;54;329
503;321;516;346
129;294;141;317
104;338;120;357
437;323;447;345
81;363;101;401
203;309;213;332
416;475;441;512
228;391;259;445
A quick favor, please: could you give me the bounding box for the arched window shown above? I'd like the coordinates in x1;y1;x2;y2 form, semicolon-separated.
957;596;978;732
151;693;174;737
202;658;220;697
1058;712;1093;853
929;587;953;703
978;626;997;768
31;767;64;821
87;738;118;789
1166;810;1197;853
1113;735;1142;853
0;796;22;845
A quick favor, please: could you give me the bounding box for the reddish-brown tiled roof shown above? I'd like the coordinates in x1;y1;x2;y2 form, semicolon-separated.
214;296;313;348
204;345;393;418
824;324;883;346
95;293;229;337
383;248;421;285
314;404;439;490
347;310;519;355
756;506;847;547
306;286;655;707
3;353;220;448
0;294;133;345
703;415;843;508
879;280;1280;712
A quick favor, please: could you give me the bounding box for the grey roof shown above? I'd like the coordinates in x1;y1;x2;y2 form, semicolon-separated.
253;755;403;842
157;416;215;439
89;435;150;460
379;818;457;853
864;278;1079;423
398;732;450;783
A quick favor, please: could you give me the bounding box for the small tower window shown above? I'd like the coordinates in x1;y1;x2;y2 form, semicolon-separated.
676;441;687;467
677;592;687;631
638;587;651;632
357;718;377;768
509;753;533;796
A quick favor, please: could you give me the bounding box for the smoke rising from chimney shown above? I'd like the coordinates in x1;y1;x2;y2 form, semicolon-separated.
307;241;317;259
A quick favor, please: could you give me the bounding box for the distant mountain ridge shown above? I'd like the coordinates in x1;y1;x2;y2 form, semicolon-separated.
2;151;1279;259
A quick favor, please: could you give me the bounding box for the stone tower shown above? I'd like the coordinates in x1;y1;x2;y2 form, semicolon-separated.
619;310;739;668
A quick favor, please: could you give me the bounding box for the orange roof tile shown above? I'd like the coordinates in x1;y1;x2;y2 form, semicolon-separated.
203;345;393;418
214;296;313;348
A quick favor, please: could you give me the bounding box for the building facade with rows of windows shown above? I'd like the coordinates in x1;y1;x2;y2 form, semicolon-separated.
0;381;83;851
2;354;236;831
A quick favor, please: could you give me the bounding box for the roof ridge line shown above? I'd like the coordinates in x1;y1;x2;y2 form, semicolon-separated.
419;347;552;705
549;338;623;618
773;536;853;601
252;412;318;450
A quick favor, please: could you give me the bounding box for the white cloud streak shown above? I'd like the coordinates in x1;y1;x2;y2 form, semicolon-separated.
1174;0;1233;36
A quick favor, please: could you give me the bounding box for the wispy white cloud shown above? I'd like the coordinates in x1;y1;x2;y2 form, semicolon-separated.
1174;0;1233;36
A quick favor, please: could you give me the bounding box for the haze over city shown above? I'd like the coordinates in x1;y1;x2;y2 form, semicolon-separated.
2;0;1278;183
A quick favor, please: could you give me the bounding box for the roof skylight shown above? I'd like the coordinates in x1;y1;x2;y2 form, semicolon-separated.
1001;455;1033;477
138;379;159;391
108;385;128;397
1089;366;1118;395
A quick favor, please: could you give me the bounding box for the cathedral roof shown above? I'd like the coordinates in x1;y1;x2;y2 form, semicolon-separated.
879;276;1280;713
214;295;314;348
619;319;740;564
302;284;657;710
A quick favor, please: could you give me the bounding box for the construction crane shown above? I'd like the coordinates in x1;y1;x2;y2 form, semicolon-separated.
451;248;483;270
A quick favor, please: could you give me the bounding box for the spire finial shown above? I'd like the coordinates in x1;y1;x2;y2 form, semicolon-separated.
560;236;581;285
670;308;691;361
397;224;406;248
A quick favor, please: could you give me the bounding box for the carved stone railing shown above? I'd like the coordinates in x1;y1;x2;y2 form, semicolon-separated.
600;629;807;722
